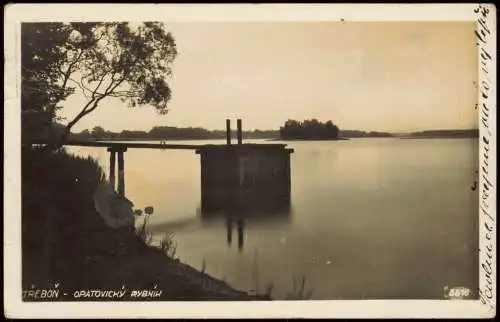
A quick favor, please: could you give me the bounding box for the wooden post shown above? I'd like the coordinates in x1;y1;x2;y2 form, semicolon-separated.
117;149;126;197
237;119;242;145
237;217;244;251
226;119;232;145
108;149;116;190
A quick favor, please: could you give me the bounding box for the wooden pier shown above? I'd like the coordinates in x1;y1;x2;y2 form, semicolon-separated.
34;119;294;214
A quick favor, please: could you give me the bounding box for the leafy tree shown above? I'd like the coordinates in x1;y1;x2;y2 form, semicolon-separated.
325;120;339;138
91;126;106;138
22;22;178;146
80;129;91;136
21;23;74;143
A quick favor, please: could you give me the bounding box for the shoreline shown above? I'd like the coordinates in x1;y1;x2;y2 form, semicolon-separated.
23;224;270;302
399;136;479;140
267;137;350;141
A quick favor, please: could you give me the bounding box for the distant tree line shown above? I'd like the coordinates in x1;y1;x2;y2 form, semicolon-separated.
339;130;393;138
410;129;479;138
279;119;340;140
68;125;280;140
35;123;477;141
62;124;396;141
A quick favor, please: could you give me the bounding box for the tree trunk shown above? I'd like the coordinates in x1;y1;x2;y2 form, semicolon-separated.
40;124;71;152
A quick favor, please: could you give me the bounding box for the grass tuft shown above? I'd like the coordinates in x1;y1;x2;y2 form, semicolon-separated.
159;232;177;259
285;274;313;300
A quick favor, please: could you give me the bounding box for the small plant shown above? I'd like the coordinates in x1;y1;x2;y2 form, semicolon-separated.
249;248;273;298
135;206;153;244
285;275;313;300
252;248;260;294
133;206;180;261
159;232;177;259
136;214;152;244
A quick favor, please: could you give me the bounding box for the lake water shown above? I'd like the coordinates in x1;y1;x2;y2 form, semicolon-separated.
67;138;479;300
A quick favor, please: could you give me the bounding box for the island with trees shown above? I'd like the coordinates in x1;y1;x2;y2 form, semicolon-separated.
279;119;344;140
277;120;395;140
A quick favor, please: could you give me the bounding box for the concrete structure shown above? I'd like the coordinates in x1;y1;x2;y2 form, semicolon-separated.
196;120;294;215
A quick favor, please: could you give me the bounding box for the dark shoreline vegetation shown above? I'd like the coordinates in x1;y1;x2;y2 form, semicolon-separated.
22;147;270;301
269;137;350;141
400;129;480;139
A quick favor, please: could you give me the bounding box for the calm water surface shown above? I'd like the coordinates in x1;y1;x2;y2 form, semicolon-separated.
68;138;479;300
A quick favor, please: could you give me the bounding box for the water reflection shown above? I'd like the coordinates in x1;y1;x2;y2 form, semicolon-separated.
199;193;292;251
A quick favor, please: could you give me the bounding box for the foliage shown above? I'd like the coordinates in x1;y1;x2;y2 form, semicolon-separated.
136;214;153;245
340;129;393;138
21;23;75;143
284;275;313;300
279;119;340;140
411;129;479;138
70;125;281;140
91;126;107;138
22;147;110;287
133;209;178;259
21;22;178;144
159;232;178;259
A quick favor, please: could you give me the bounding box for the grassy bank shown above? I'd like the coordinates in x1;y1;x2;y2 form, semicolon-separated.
21;146;269;301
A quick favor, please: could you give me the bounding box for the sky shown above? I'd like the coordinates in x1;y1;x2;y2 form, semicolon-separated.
59;21;478;133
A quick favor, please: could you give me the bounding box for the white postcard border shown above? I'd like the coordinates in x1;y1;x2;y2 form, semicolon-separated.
3;3;496;319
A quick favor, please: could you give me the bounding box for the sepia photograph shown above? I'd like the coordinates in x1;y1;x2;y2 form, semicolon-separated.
4;3;496;319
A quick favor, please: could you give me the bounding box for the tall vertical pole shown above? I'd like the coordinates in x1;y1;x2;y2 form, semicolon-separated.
117;149;125;197
237;119;242;145
108;149;116;190
285;151;291;201
237;217;244;251
226;119;232;145
236;118;244;216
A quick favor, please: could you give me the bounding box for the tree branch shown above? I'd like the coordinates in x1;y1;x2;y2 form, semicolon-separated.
60;49;85;90
68;77;90;99
63;72;125;139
